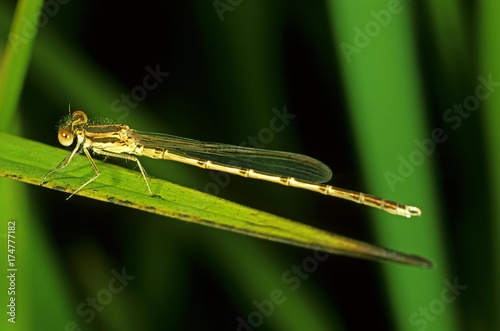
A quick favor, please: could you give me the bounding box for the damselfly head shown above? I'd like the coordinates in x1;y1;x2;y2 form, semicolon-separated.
55;110;88;146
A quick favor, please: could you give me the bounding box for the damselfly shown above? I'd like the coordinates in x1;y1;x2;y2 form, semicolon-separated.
41;110;422;218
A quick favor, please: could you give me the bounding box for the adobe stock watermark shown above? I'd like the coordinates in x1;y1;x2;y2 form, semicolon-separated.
339;0;408;64
236;250;329;330
213;0;243;22
385;74;500;192
203;106;296;196
110;64;170;121
408;277;467;330
64;268;135;331
8;0;71;54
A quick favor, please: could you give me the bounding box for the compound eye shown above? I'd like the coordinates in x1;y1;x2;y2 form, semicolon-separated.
58;129;74;146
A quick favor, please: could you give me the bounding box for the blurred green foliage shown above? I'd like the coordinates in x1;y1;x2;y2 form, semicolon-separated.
0;0;498;330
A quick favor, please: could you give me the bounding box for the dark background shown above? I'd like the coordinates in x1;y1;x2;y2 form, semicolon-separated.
1;1;498;330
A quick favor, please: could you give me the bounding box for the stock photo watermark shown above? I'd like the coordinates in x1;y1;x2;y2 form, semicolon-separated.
64;268;135;330
5;220;17;324
339;0;408;64
236;250;329;330
384;74;500;191
408;277;467;330
110;64;170;120
213;0;243;22
203;106;296;196
8;0;71;54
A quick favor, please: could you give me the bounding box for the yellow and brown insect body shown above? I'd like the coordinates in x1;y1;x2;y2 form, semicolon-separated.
42;110;421;218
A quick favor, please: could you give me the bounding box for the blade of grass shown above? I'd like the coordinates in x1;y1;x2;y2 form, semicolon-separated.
478;1;500;330
0;1;77;331
328;1;453;330
0;0;43;129
0;131;433;268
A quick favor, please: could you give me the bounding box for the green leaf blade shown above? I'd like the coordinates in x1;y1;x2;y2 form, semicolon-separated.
0;131;432;268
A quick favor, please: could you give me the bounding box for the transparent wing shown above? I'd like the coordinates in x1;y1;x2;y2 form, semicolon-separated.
133;130;333;183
